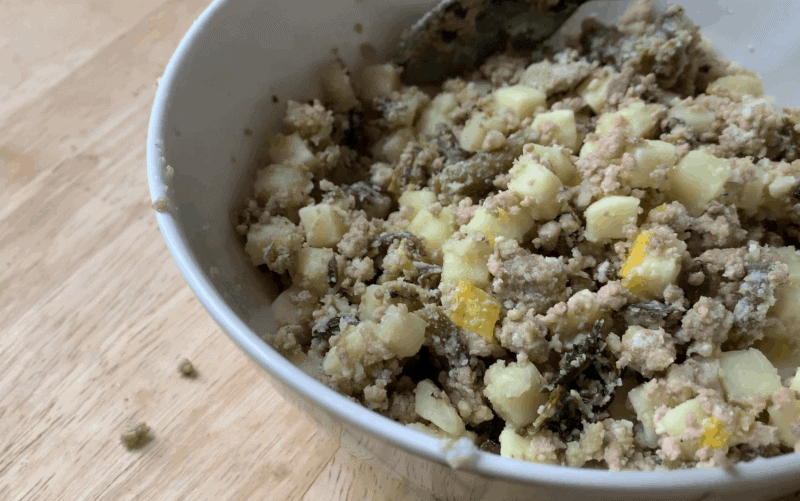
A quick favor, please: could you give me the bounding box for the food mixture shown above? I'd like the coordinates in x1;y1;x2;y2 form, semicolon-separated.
236;0;800;470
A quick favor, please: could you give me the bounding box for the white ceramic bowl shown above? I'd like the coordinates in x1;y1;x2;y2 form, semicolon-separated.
147;1;800;499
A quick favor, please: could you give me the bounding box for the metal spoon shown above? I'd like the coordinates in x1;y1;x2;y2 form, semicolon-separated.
392;0;589;85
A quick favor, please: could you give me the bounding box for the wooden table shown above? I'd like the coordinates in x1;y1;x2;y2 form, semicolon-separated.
0;2;797;500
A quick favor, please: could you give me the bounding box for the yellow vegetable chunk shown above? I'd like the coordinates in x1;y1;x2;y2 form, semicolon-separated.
530;109;579;151
667;149;730;216
492;85;546;119
446;280;500;339
699;417;729;449
620;230;686;298
583;196;641;243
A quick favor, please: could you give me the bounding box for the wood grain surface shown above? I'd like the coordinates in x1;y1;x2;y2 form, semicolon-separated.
0;1;796;501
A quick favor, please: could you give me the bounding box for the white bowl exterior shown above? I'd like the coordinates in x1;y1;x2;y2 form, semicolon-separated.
147;0;800;499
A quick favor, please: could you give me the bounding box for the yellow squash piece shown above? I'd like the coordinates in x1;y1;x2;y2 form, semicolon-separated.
699;417;729;449
447;280;501;340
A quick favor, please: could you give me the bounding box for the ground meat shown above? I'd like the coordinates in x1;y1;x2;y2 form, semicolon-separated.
676;297;733;358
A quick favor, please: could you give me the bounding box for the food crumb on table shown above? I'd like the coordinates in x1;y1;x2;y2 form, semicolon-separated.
121;422;152;450
151;197;168;212
178;358;197;378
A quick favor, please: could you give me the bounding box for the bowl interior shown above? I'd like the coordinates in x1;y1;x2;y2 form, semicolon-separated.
147;0;800;493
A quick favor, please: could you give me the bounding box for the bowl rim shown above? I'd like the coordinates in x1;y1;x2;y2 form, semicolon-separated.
146;0;800;493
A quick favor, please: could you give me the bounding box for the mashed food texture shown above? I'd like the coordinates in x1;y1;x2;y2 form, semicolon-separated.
238;1;800;470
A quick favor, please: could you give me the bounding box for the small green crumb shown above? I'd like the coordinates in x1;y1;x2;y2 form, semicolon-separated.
121;422;152;450
178;358;197;378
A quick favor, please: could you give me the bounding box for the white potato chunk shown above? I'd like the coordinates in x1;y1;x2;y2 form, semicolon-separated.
530;144;579;186
655;397;709;456
484;360;547;428
359;63;401;102
398;188;437;217
441;235;492;287
768;390;800;447
628;380;661;448
624;140;677;189
408;208;455;251
417;92;458;138
492;85;545;119
376;127;414;163
707;74;764;100
264;133;318;173
668;102;717;134
791;368;800;393
667;149;731;216
298;203;348;248
577;69;617;113
530;109;579;151
507;156;563;220
596;101;662;139
720;348;782;402
291;247;334;296
254;163;312;206
499;426;532;460
583;196;641;243
244;219;302;270
320;60;360;111
765;247;800;340
459;111;509;152
377;304;427;358
415;379;466;436
463;204;534;245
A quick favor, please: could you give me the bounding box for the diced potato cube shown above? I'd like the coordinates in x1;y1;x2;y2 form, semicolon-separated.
765;247;800;340
299;203;348;248
377;127;414;163
628;380;661;448
792;368;800;393
446;280;500;339
707;74;764;100
377;304;427;358
359;284;394;321
768;390;800;447
625;140;677;189
463;205;534;245
441;236;493;287
577;69;617;113
492;85;546;119
254;163;312;205
720;348;783;402
668;102;717;134
459;111;508;152
583;196;641;243
579;140;599;160
271;286;316;327
620;230;686;298
320;60;360;111
596;101;662;139
507;156;563;220
499;426;532;460
667;149;731;216
399;188;437;217
408;208;455;251
291;247;334;296
530;109;579;151
359;64;401;102
530;144;579;186
415;379;466;436
264;133;318;172
484;360;547;428
655;397;710;454
323;346;343;376
244;219;302;269
417;92;459;138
